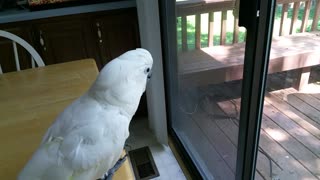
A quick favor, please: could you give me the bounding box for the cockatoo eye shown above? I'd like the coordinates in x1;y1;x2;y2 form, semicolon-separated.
144;67;152;80
144;67;150;74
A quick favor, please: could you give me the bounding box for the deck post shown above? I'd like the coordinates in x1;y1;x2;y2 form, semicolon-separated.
208;12;214;47
294;67;311;91
290;2;300;34
182;16;188;51
279;3;289;36
301;0;312;32
220;10;227;45
195;14;201;49
312;0;320;31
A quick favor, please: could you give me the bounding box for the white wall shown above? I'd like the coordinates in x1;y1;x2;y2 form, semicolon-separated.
136;0;168;144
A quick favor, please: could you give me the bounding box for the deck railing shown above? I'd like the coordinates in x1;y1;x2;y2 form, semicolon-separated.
176;0;320;51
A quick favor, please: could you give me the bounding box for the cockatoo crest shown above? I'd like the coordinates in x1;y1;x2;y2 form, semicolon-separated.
88;48;153;117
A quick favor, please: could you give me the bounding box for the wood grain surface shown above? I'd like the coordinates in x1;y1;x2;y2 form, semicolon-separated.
0;59;134;179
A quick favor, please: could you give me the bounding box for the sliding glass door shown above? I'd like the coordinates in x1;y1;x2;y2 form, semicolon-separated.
168;1;248;179
256;1;320;179
160;0;276;179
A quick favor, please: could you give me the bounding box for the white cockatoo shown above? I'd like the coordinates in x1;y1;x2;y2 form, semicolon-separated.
18;48;153;180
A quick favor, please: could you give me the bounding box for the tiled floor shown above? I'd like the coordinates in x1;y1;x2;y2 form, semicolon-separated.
126;117;186;180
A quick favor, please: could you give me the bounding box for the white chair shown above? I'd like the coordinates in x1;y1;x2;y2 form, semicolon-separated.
0;30;45;74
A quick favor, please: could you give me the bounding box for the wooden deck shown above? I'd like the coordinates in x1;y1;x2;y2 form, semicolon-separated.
177;68;320;179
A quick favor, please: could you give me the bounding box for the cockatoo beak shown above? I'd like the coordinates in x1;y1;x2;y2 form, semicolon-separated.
147;71;152;80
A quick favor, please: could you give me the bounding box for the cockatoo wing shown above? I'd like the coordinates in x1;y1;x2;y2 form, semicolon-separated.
19;95;129;180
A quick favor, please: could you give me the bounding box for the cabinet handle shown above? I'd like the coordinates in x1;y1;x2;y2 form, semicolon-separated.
96;22;103;43
39;30;46;51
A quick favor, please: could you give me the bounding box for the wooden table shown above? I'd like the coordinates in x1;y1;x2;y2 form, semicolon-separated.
0;59;134;180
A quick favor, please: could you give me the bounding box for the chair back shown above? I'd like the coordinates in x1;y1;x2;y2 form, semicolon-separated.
0;30;45;74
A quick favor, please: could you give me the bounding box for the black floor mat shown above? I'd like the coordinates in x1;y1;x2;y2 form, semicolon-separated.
128;146;159;180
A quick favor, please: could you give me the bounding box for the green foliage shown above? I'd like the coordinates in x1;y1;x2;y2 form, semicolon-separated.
276;4;316;20
274;5;283;20
177;3;320;51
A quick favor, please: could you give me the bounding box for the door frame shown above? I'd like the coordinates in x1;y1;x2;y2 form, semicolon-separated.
236;0;276;178
159;0;276;179
136;0;168;145
158;0;203;178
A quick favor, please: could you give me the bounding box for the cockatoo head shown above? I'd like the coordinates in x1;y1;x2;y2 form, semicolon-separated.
115;48;153;86
89;48;153;116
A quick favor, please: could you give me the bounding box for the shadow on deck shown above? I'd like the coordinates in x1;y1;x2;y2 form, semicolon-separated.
177;66;320;179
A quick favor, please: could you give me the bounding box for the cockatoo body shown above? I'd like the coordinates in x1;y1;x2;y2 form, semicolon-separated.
18;48;153;180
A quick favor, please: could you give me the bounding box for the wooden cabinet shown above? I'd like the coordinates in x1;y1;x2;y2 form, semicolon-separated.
0;8;140;72
0;8;147;116
34;18;98;67
94;9;140;65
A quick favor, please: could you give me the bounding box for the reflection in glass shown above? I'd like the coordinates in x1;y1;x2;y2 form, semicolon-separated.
172;0;320;179
172;0;248;179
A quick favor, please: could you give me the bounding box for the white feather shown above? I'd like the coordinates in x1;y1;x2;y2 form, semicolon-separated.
18;48;153;180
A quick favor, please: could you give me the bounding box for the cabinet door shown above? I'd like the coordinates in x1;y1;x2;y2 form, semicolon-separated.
34;18;100;67
94;9;141;65
0;26;34;73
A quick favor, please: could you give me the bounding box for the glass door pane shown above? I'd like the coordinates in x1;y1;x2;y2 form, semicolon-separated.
173;1;247;179
255;1;320;179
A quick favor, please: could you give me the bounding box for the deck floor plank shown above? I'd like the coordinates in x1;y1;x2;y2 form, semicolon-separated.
216;99;318;179
201;98;278;179
207;82;285;180
261;115;320;178
196;78;320;179
176;111;235;179
267;74;320;127
263;100;320;157
178;69;320;179
261;104;320;177
264;93;320;139
286;88;320;112
191;107;237;173
271;88;320;126
311;93;320;101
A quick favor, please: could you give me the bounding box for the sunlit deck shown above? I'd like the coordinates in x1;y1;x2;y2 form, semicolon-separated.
174;0;320;178
178;32;320;87
177;68;320;179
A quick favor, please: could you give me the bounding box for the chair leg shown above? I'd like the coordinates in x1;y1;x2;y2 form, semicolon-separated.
294;67;311;91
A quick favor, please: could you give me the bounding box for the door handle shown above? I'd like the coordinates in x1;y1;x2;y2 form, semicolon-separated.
238;0;260;28
39;30;46;51
96;22;103;43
